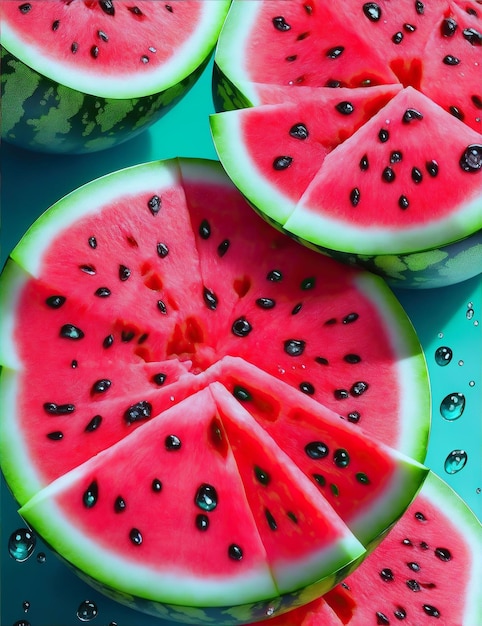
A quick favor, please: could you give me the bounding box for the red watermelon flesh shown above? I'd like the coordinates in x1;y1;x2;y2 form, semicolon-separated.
0;158;429;620
249;472;482;626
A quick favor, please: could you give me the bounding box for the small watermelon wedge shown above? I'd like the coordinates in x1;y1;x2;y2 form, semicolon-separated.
211;0;482;289
0;158;430;624
248;471;482;626
0;0;230;153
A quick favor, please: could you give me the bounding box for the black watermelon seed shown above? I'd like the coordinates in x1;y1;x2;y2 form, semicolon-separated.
301;276;315;290
463;27;482;45
46;295;66;308
423;605;440;618
291;302;302;315
305;441;329;459
289;123;309;139
80;264;96;275
333;448;350;467
313;473;326;487
232;317;252;337
97;30;108;42
356;472;370;484
103;334;114;348
343;312;359;324
472;95;482;109
399;195;410;210
233;385;252;402
315;356;329;365
118;264;131;281
94;287;111;297
402;108;424;123
265;509;278;531
199;219;211;239
326;46;345;59
217;239;230;257
376;612;390;625
426;160;439;177
124;400;152;424
128;5;143;15
129;528;142;546
43;402;75;415
415;1;424;15
99;0;115;16
152;373;167;386
390;151;403;163
90;45;99;59
300;381;315;395
402;538;413;546
334;389;349;400
83;480;98;508
147;195;161;216
287;511;298;523
350;187;361;206
285;54;297;62
121;330;134;343
407;561;420;571
394;606;407;619
71;41;79;53
152;478;162;492
195;484;218;511
157;300;167;314
196;514;209;531
60;324;84;340
363;3;382;21
71;359;78;368
165;4;173;12
114;496;126;513
140;55;149;64
415;511;427;521
325;79;342;88
296;31;310;41
420;541;430;549
459;144;482;172
347;411;361;423
267;269;283;281
441;17;458;37
157;242;169;258
19;3;32;14
330;483;340;497
228;544;243;560
165;434;182;450
406;579;421;592
392;31;404;44
91;379;111;395
443;55;460;65
272;16;291;31
404;23;416;32
85;415;102;432
256;297;276;309
466;7;478;16
284;338;306;356
411;167;423;183
273;156;293;170
449;105;465;121
52;19;60;31
382;167;396;182
344;353;361;364
434;547;452;561
137;333;148;344
378;128;389;142
254;466;271;485
203;287;218;311
324;317;337;325
88;236;97;248
359;154;369;170
47;430;63;440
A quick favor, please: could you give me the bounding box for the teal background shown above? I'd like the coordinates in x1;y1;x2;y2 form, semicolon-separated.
1;57;481;626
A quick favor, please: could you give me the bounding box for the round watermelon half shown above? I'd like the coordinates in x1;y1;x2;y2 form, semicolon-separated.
248;471;482;626
211;0;482;289
0;158;430;624
0;0;230;154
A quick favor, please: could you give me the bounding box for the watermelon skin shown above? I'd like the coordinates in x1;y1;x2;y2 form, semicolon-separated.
0;158;430;623
0;0;230;154
248;472;482;626
211;0;482;289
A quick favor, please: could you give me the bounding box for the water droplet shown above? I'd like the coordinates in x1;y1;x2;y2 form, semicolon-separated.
466;307;474;320
8;528;36;562
440;392;465;420
469;380;476;387
22;601;30;612
444;449;468;474
458;359;464;366
438;332;444;338
195;483;218;511
434;346;453;366
476;487;481;494
36;552;46;564
76;599;98;621
13;621;31;626
266;607;275;617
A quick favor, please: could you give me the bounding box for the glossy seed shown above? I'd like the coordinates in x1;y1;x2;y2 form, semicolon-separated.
46;295;66;308
195;484;218;511
356;472;370;484
103;334;114;348
114;496;126;513
291;302;302;314
152;373;167;386
267;269;283;281
382;167;396;182
378;128;389;142
128;5;143;15
196;514;209;531
80;264;96;275
256;297;276;309
350;187;361;206
147;195;161;215
441;17;458;37
415;1;424;14
305;441;329;459
272;16;291;31
390;150;403;163
94;287;111;297
325;79;342;87
334;389;349;399
52;19;60;30
152;478;162;492
443;55;460;65
426;160;439;177
363;2;382;21
265;509;278;531
254;466;271;485
347;411;361;423
124;400;152;424
118;264;131;281
344;353;361;363
19;3;32;14
71;359;78;368
394;606;407;619
411;167;423;183
273;156;293;170
90;45;99;59
423;605;440;617
399;195;410;210
301;276;315;290
402;108;424;123
157;300;167;314
434;547;452;561
129;528;142;545
315;356;329;365
217;239;230;256
289;123;309;139
463;28;482;46
43;402;75;415
199;219;211;239
449;105;464;120
71;41;79;53
404;23;416;32
85;415;102;432
313;473;326;486
157;242;169;257
326;46;345;58
165;434;182;450
83;481;98;508
97;30;108;41
233;385;252;401
471;95;482;109
121;330;135;343
284;338;306;356
99;0;115;16
407;561;420;571
359;154;369;170
228;544;243;560
203;287;218;310
406;579;421;591
333;448;350;467
415;511;427;521
343;312;359;324
376;612;390;625
459;144;482;172
392;31;404;44
300;381;315;395
47;430;63;440
232;317;252;337
88;236;97;248
91;379;111;394
60;324;84;340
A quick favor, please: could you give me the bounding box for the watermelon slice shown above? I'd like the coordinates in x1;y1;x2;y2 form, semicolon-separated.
0;0;230;153
0;158;429;623
211;0;482;289
248;471;482;626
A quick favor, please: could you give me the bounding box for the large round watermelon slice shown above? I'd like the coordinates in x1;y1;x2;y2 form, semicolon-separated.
0;0;230;153
0;158;430;624
211;0;482;289
248;471;482;626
